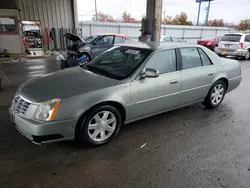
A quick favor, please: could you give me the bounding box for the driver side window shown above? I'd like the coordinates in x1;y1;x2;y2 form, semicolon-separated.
145;49;177;74
96;36;114;45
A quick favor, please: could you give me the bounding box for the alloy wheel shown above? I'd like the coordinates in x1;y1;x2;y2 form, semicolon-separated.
81;54;90;62
245;51;250;60
211;83;225;105
87;111;117;142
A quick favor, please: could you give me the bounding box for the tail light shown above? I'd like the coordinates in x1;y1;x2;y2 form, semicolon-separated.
240;42;243;48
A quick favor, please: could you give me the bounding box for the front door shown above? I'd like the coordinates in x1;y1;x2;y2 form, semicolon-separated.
130;49;181;120
91;35;114;58
179;47;217;105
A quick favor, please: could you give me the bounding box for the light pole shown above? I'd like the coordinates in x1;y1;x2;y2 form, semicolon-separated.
196;2;201;26
205;0;212;26
94;0;98;21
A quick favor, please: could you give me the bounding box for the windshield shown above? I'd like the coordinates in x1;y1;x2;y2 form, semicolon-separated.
84;35;99;43
86;46;152;80
221;34;242;42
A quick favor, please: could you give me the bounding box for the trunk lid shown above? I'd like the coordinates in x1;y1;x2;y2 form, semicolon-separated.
219;34;242;50
197;40;210;45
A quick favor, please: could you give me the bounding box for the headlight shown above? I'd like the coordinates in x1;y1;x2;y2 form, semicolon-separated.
34;99;61;121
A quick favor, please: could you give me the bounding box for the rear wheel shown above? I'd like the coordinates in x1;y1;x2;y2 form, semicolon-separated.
203;80;226;109
244;51;250;60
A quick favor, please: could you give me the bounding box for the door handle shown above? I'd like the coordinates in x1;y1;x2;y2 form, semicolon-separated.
169;80;178;84
207;72;214;76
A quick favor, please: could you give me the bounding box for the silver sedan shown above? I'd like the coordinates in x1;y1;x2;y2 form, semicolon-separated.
9;42;242;146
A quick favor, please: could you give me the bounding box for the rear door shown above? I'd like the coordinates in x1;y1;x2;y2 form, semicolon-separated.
179;47;216;105
91;35;114;58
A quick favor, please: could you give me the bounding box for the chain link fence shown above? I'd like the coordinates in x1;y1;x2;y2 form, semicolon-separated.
78;21;236;42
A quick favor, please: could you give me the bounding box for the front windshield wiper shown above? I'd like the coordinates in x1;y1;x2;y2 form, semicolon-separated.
86;65;121;80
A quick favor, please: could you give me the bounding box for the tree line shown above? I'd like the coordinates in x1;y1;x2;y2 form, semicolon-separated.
92;11;250;31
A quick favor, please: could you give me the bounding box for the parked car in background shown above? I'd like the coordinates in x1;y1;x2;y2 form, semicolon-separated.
197;36;221;51
64;33;131;62
216;33;250;60
80;33;130;61
160;35;182;42
10;42;241;146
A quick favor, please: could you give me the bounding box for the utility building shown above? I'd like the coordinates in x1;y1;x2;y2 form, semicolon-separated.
0;0;78;54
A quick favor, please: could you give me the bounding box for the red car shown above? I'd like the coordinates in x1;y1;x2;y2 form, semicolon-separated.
197;36;221;51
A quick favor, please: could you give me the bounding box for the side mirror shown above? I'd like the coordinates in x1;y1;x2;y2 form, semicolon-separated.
92;41;97;45
139;68;160;79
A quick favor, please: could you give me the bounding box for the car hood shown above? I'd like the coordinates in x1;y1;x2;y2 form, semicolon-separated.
64;33;86;44
18;67;119;102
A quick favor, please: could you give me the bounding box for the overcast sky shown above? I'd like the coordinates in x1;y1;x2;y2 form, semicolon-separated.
77;0;250;24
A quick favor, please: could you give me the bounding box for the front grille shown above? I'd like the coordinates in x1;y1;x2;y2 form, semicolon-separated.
11;95;31;115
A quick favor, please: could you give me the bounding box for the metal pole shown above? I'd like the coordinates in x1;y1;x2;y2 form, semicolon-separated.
196;2;201;26
94;0;98;21
205;0;211;26
151;0;156;41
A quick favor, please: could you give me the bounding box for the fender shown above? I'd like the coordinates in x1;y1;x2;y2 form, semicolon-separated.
212;72;228;85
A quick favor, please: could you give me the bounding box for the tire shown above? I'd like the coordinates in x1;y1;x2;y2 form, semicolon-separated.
244;50;250;60
75;105;122;146
80;53;91;63
213;45;218;52
203;80;226;109
60;61;66;69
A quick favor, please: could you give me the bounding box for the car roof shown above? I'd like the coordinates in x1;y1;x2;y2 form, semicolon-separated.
224;33;243;36
119;42;200;50
99;33;128;38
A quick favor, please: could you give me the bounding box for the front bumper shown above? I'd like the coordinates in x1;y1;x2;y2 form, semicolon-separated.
9;108;78;144
216;48;248;57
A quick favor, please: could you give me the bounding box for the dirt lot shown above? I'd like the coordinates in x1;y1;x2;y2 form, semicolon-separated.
1;58;250;188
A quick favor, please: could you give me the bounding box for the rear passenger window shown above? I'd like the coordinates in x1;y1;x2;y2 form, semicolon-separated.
180;48;202;70
114;36;123;44
244;35;250;42
198;48;212;66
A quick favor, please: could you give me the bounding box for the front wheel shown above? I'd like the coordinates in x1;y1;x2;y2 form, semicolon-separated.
203;80;226;109
75;105;122;146
80;53;91;63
